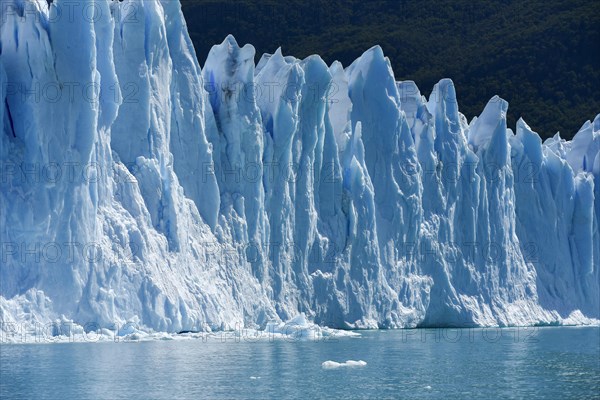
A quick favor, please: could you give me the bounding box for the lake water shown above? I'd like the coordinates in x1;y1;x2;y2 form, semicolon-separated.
1;327;598;399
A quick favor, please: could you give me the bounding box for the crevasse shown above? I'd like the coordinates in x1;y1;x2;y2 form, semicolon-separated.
0;0;598;334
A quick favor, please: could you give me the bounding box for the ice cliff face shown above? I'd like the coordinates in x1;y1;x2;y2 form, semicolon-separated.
0;0;598;334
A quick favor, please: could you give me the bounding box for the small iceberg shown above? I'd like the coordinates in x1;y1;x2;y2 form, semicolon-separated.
321;360;367;369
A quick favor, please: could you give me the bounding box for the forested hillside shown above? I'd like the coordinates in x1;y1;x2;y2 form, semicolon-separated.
181;0;599;140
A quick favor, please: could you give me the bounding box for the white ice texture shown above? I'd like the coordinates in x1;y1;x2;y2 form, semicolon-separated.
0;0;598;335
322;360;367;369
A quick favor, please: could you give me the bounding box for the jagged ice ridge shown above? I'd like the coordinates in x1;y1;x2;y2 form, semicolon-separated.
0;0;598;336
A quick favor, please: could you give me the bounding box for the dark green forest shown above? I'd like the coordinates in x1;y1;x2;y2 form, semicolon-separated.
181;0;599;140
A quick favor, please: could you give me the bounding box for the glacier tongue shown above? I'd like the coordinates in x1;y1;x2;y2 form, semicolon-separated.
0;0;598;336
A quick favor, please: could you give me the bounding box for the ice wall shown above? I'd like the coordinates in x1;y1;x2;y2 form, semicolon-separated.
0;0;598;335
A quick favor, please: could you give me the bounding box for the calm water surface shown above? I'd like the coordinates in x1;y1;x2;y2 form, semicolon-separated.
1;327;598;399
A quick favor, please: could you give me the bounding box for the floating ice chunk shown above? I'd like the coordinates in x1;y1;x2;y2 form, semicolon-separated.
321;360;367;369
261;314;361;340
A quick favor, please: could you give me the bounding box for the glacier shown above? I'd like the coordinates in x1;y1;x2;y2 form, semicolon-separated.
0;0;598;339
